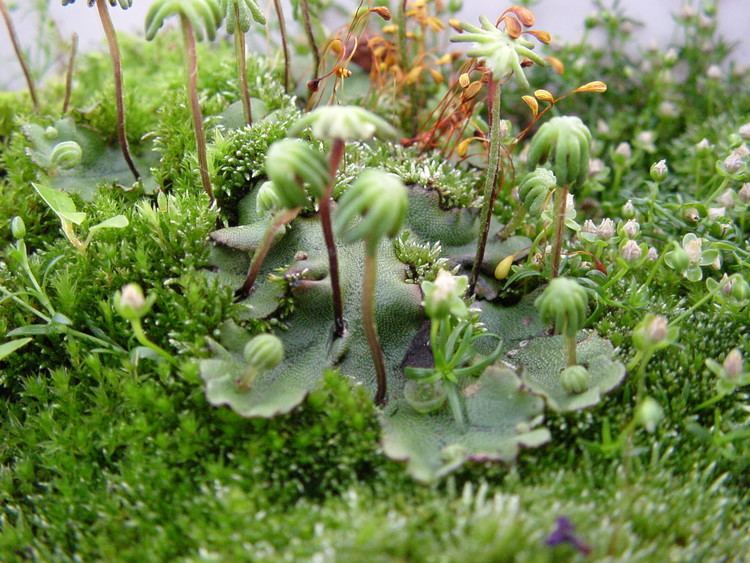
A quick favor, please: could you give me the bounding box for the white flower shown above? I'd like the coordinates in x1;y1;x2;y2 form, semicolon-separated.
696;138;712;151
739;183;750;203
615;142;632;159
636;131;656;152
707;65;723;79
588;158;605;176
680;5;697;19
596;119;610;135
738;123;750;140
665;48;678;63
708;207;726;220
621;240;641;262
658;101;679;118
684;236;703;265
719;273;735;296
647;247;659;261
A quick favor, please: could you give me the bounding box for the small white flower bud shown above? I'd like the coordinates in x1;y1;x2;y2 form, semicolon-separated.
658;101;679;118
120;283;145;311
707;65;723;79
664;48;678;63
596;119;610;135
645;315;668;343
650;159;668;181
621;240;642;262
598;218;616;239
739;183;750;203
738;123;750;140
695;138;712;152
716;189;736;208
637;397;664;433
719;274;734;296
622;200;636;219
723;153;743;174
684;236;703;265
623;219;640;239
708;207;726;220
582;220;598;235
588;158;605;176
723;349;744;378
615;142;632;160
637;131;656;151
647;247;659;261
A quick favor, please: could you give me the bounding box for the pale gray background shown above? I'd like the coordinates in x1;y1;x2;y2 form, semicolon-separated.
2;1;749;89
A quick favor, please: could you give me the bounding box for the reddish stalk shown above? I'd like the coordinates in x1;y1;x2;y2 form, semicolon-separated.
96;0;140;180
0;0;39;110
62;32;78;114
272;0;291;93
236;207;301;298
180;13;213;200
300;0;320;82
320;139;346;338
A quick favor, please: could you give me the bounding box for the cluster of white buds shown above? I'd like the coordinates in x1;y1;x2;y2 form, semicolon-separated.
581;218;615;240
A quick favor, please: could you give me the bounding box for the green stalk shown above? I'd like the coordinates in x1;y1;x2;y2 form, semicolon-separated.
469;78;503;295
131;318;177;366
0;0;39;110
363;247;388;406
445;381;466;431
180;13;213;200
566;335;577;367
236;207;301;298
233;4;252;126
96;0;140;180
550;184;569;278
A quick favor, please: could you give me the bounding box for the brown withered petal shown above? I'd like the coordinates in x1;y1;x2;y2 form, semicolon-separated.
546;55;565;74
463;81;483;101
449;18;463;32
574;81;608;94
522;95;539;116
370;6;392;20
534;89;555;103
506;5;536;27
526;29;552;44
503;15;523;39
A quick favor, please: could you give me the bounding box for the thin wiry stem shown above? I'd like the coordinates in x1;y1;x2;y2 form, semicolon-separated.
272;0;291;93
551;185;569;278
320;139;346;338
180;13;214;200
469;78;503;295
62;32;78;114
233;3;252;126
236;207;301;299
300;0;320;82
96;0;140;180
363;249;388;406
0;0;39;110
